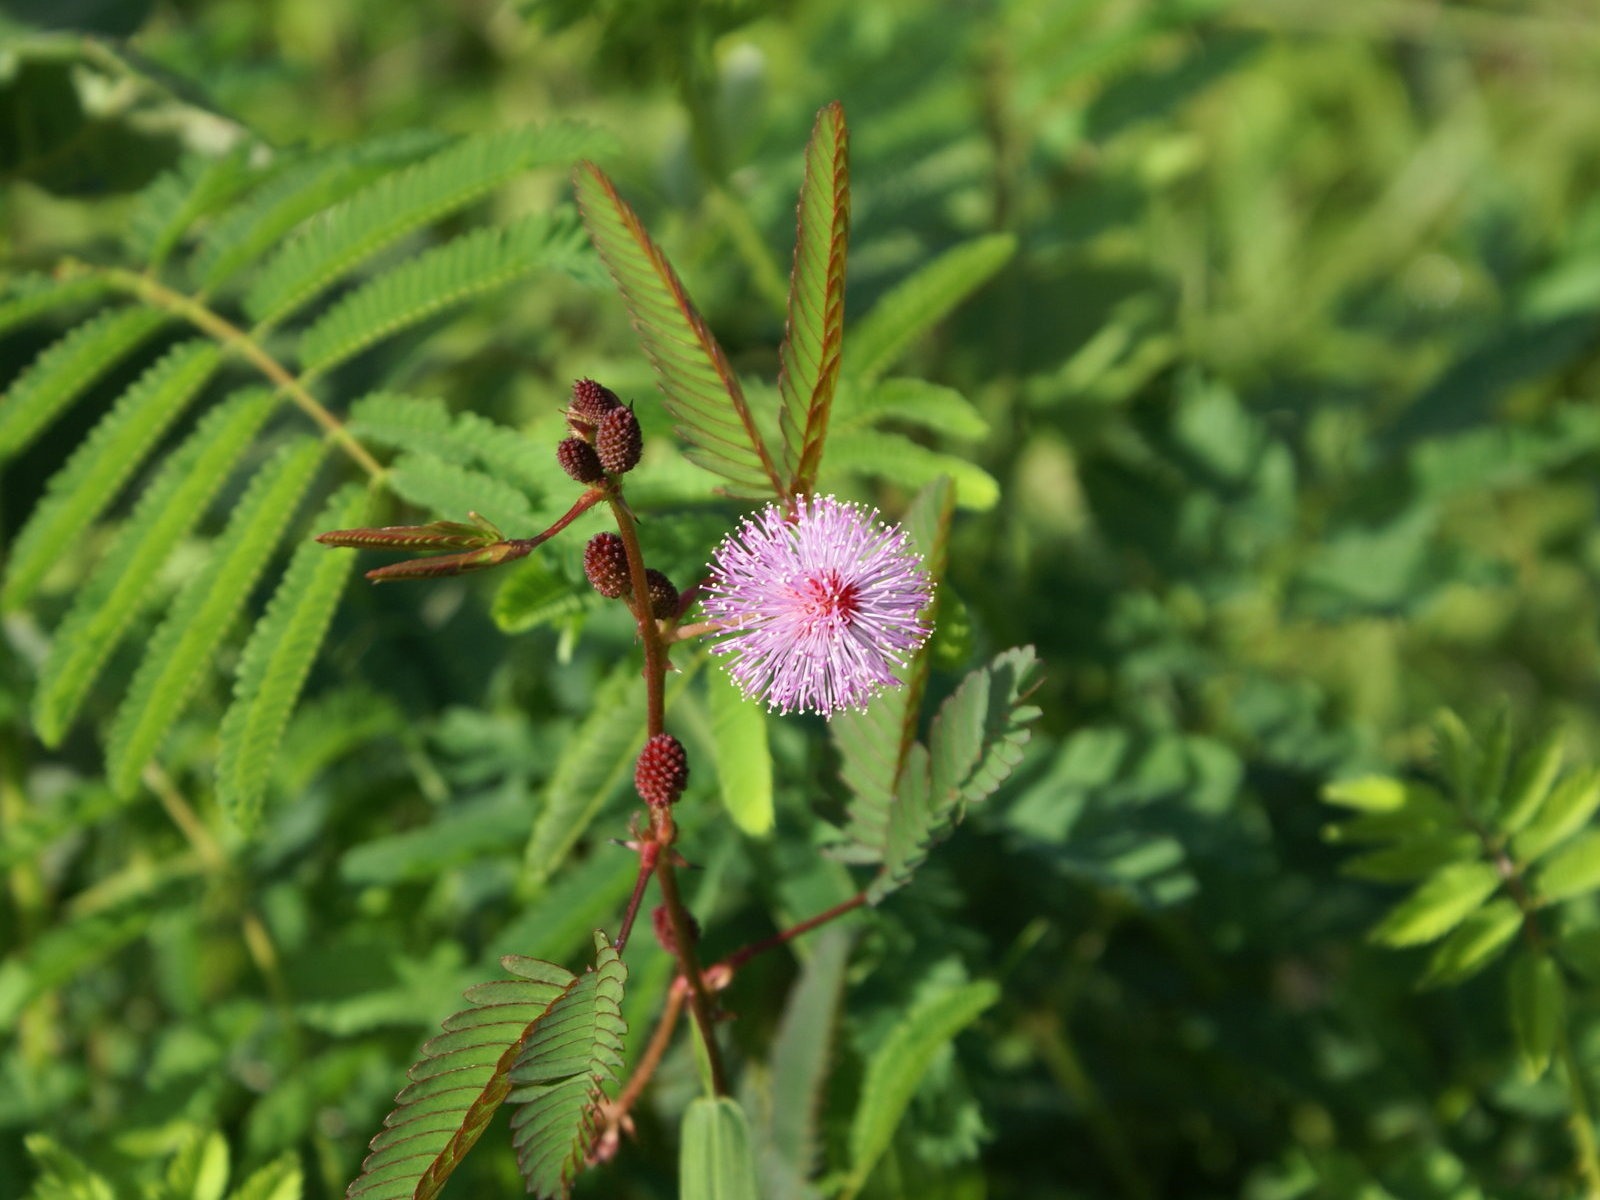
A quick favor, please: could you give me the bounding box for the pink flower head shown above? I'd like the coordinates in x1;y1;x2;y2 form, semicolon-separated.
702;495;934;717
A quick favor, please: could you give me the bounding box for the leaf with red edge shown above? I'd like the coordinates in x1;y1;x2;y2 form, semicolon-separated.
344;955;575;1200
777;101;850;497
573;162;783;498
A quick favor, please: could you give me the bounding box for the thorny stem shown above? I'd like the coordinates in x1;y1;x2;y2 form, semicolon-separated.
55;260;387;480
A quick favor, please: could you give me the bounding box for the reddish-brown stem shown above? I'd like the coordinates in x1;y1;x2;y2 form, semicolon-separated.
611;983;686;1124
614;842;660;955
714;891;868;976
656;853;729;1096
606;491;667;737
511;486;608;554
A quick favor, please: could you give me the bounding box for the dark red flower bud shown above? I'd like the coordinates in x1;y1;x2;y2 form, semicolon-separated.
556;436;605;484
568;378;621;438
652;903;700;955
645;569;679;620
635;733;689;806
596;405;642;474
583;532;630;598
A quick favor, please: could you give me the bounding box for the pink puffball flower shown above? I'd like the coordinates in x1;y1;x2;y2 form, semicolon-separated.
702;495;934;717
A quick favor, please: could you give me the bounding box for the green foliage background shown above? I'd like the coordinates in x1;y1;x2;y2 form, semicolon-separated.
6;0;1600;1196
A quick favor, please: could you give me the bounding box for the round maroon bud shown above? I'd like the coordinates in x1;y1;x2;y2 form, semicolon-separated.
651;903;699;955
635;732;689;806
596;405;642;474
645;569;678;620
568;378;621;438
583;532;630;599
556;436;605;484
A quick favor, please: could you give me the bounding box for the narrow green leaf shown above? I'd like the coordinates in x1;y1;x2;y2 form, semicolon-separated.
1322;775;1409;813
159;1129;230;1200
33;389;275;747
194;131;444;289
1536;828;1600;903
1508;950;1564;1079
682;1097;762;1200
843;234;1015;385
1432;709;1476;801
127;148;254;269
823;429;1000;511
345;955;575;1200
574;162;783;497
706;665;774;837
23;1135;114;1200
386;450;535;535
3;339;221;609
0;306;166;459
226;1153;302;1200
1341;833;1479;883
348;392;550;498
298;211;592;376
1497;726;1565;834
1420;898;1523;988
1368;861;1501;948
0;273;112;339
777;101;850;496
216;483;371;831
845;979;998;1193
108;440;327;795
507;931;628;1200
1470;705;1513;818
246;124;607;326
766;929;851;1182
1513;766;1600;863
835;378;989;440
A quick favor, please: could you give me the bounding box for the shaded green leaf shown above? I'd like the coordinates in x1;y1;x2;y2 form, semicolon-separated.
682;1097;762;1200
1508;950;1563;1079
216;483;371;831
1513;767;1600;864
1421;898;1523;988
1536;829;1600;903
706;664;774;838
822;429;999;511
1497;726;1566;834
1369;861;1502;948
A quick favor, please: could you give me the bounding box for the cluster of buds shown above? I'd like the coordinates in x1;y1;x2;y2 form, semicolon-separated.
558;378;642;482
582;532;679;618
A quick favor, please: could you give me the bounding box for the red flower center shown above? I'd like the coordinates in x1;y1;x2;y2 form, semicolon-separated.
795;569;860;626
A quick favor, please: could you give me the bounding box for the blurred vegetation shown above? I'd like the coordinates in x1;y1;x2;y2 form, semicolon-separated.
7;0;1600;1196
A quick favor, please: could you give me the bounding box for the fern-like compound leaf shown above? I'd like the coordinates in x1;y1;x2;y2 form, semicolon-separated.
246;124;607;327
574;162;783;498
843;234;1016;386
298;211;592;376
0;306;167;459
0;273;113;339
345;955;578;1200
830;478;955;845
349;393;550;497
3;339;221;610
107;438;328;796
865;647;1040;902
507;932;628;1200
387;452;535;537
776;101;850;497
216;482;371;831
843;979;997;1194
125;147;255;269
32;389;276;747
193;131;445;290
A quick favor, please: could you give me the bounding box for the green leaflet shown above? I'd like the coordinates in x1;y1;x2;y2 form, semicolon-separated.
843;979;998;1196
107;439;329;795
125;147;255;270
22;1135;115;1200
1536;829;1600;903
246;124;608;327
215;482;370;831
387;451;536;537
765;929;852;1188
1513;766;1600;864
0;306;167;460
298;210;593;377
1508;950;1564;1079
157;1128;230;1200
822;428;999;511
0;273;112;339
3;339;221;610
833;378;989;441
776;101;850;497
226;1153;302;1200
507;932;628;1200
706;664;775;837
681;1097;762;1200
348;392;551;496
574;162;783;498
1368;861;1502;948
193;131;445;289
32;389;276;747
842;234;1016;386
344;953;578;1200
1421;899;1523;989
